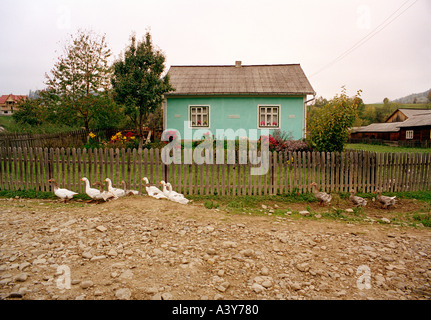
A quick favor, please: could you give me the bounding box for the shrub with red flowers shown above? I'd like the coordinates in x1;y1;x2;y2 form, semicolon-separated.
259;130;309;153
108;131;138;149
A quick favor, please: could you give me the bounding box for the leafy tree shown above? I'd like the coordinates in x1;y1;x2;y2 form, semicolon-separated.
13;97;46;126
307;88;362;152
376;98;399;123
307;96;328;119
44;29;114;131
111;32;174;148
360;105;377;125
88;92;125;130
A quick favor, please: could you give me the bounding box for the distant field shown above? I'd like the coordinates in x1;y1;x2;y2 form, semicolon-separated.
346;143;431;153
365;103;430;109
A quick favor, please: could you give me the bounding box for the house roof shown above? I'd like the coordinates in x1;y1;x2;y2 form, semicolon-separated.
397;113;431;128
353;111;431;133
165;63;315;96
0;94;27;104
353;122;401;133
386;108;431;122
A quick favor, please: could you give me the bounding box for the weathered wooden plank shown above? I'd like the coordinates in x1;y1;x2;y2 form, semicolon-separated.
292;152;297;193
0;148;5;190
76;148;82;193
138;148;143;194
122;148;127;187
414;152;420;191
287;151;292;193
394;152;399;192
302;151;307;193
132;148;137;191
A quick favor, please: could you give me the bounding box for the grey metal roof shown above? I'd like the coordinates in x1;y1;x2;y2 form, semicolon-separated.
353;122;401;133
353;109;431;133
395;108;431;119
397;113;431;128
165;63;315;96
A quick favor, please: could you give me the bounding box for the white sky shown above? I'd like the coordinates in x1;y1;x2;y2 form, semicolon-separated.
1;0;430;103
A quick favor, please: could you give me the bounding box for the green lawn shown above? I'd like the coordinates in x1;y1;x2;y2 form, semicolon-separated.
346;143;431;153
0;116;17;132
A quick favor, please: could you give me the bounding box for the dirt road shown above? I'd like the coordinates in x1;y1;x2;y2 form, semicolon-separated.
0;195;430;300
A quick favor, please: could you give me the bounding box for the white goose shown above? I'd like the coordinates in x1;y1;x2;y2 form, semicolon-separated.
142;177;167;199
48;179;78;203
160;181;189;204
93;181;117;202
168;183;189;204
81;177;103;201
104;178;126;198
160;180;171;197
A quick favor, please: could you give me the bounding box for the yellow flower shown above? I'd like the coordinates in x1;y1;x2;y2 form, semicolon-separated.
89;132;96;138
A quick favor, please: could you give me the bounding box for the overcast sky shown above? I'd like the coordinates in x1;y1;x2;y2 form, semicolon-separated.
1;0;430;103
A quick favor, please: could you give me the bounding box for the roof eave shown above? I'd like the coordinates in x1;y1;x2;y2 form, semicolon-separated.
164;92;315;97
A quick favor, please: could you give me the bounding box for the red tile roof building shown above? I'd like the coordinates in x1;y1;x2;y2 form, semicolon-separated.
0;94;27;115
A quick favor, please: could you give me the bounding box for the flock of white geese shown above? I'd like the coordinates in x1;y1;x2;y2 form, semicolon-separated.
47;177;189;205
48;178;396;209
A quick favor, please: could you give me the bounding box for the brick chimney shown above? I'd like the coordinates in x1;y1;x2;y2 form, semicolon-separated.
235;61;242;68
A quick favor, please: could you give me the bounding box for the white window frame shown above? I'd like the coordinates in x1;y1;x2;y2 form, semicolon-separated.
406;130;414;140
258;105;280;129
189;105;210;129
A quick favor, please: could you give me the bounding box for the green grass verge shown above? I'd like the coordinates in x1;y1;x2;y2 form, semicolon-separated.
1;188;430;228
346;143;431;153
0;189;91;201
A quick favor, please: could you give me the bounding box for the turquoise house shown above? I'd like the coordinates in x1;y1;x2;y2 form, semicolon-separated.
163;61;315;141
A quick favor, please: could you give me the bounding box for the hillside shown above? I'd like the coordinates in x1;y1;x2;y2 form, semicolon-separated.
393;88;431;104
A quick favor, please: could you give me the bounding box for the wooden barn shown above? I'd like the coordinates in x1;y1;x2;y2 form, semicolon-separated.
350;122;401;141
397;112;431;146
350;108;431;146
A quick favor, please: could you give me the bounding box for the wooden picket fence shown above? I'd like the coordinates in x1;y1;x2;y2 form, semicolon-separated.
0;129;100;149
1;146;430;196
0;128;163;149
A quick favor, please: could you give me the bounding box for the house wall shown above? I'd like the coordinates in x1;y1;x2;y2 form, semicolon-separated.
0;95;24;115
386;110;407;123
399;126;431;141
350;132;400;141
165;96;305;140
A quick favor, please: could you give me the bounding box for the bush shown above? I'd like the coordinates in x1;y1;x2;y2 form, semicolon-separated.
259;130;310;153
307;88;362;152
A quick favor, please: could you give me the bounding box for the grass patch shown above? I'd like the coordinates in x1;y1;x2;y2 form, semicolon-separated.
0;189;91;201
412;213;431;227
346;143;431;153
204;200;219;209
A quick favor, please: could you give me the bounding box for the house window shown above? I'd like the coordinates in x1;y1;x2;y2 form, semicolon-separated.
406;130;414;139
189;106;209;128
258;105;280;128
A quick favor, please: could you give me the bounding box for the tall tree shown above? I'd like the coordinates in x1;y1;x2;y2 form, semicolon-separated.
44;29;113;131
111;32;174;148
